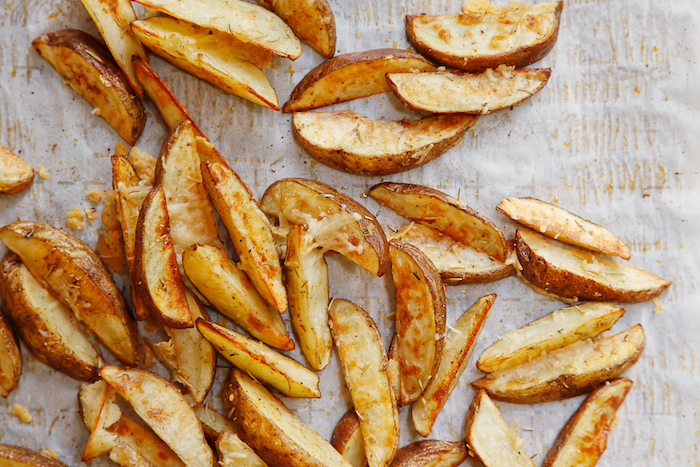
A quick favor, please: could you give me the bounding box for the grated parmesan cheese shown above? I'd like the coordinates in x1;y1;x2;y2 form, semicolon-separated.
12;403;33;423
36;165;50;179
66;206;85;230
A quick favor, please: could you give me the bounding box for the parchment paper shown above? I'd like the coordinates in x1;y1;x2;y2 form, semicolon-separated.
0;0;698;465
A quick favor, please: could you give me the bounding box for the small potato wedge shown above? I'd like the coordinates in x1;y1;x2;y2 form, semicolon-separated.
515;229;671;302
477;302;625;373
370;182;508;262
262;0;336;58
0;307;21;397
0;221;139;365
132;0;301;59
283;49;436;112
193;405;237;442
183;244;294;350
412;294;494;437
390;441;467;467
261;178;390;276
31;29;145;145
110;415;186;467
224;369;354;467
0;445;68;467
389;241;446;406
197;319;320;398
406;0;563;72
498;197;631;259
99;366;213;467
0;253;101;381
217;431;268;467
330;409;366;467
293;111;478;176
0;145;34;194
542;377;633;467
464;390;535;467
472;324;645;404
329;299;399;467
387;66;551;114
82;383;121;461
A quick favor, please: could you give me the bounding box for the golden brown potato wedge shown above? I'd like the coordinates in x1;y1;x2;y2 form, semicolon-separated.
464;390;535;467
0;221;139;365
0;445;68;467
412;294;495;437
262;0;336;58
224;369;354;467
542;377;633;467
293;111;478;176
472;324;645;404
282;49;436;112
386;66;551;114
498;197;631;259
217;431;268;467
406;0;563;72
329;299;399;467
390;440;467;467
330;409;366;467
516;229;671;303
193;405;237;443
82;383;121;461
0;145;34;194
261;178;390;276
370;182;508;262
182;244;294;350
0;308;21;398
477;302;625;373
133;0;301;59
389;241;446;406
31;29;145;145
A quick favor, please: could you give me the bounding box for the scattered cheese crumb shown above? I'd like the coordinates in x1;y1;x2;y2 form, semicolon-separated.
12;403;33;423
85;206;98;224
128;146;156;184
652;297;664;313
288;65;294;76
66;207;85;230
40;448;59;459
91;107;101;116
37;165;50;179
85;188;104;203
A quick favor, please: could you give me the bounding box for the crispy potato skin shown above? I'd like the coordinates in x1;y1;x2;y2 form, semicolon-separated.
330;409;365;466
266;0;336;58
390;440;467;467
0;301;21;397
0;444;68;466
0;145;34;194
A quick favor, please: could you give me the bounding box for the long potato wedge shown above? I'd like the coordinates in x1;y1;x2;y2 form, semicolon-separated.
0;308;21;397
0;445;68;467
329;299;399;467
330;409;366;467
0;145;34;194
412;294;495;437
263;0;336;58
217;431;268;467
390;440;467;467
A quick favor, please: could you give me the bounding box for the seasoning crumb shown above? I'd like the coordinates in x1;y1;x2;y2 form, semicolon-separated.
12;403;33;423
37;165;50;179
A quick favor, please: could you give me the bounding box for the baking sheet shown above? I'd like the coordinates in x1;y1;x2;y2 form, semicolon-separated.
1;0;699;465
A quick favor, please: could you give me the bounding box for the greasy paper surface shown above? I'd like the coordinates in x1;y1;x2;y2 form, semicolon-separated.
0;0;698;465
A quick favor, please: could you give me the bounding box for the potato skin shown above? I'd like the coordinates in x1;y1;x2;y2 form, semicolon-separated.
0;444;68;466
330;409;362;456
264;0;336;58
0;302;21;398
0;145;34;194
390;440;467;467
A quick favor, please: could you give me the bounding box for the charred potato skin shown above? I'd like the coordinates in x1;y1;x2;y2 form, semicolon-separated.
264;0;337;58
0;444;68;467
390;440;467;467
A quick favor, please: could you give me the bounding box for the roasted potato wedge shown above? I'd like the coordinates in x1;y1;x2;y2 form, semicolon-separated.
133;0;301;59
31;29;145;145
389;241;446;406
293;111;478;176
477;302;625;373
330;409;366;467
282;49;436;112
224;369;354;467
99;366;213;467
82;383;121;461
390;440;467;467
217;431;268;467
183;244;294;350
412;294;494;437
0;445;68;467
387;66;550;114
498;197;631;259
406;0;563;72
472;324;645;404
0;307;21;398
516;229;671;302
193;405;237;443
261;178;390;276
131;17;279;110
0;145;34;194
0;253;101;381
0;221;139;365
329;299;399;467
262;0;336;58
464;390;535;467
370;182;508;262
542;377;633;467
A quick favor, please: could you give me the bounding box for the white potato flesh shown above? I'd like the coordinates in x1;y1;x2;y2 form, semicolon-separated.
193;405;237;440
79;380;109;432
110;415;186;467
218;431;268;467
82;387;121;461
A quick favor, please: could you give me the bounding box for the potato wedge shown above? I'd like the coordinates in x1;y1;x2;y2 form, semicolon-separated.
282;49;436;112
263;0;336;58
79;380;110;432
406;0;563;72
193;405;237;442
370;182;508;262
542;377;633;467
224;369;353;467
99;366;213;467
0;445;68;467
217;431;268;467
0;221;139;365
0;308;21;398
293;111;478;176
464;390;535;467
386;66;551;114
390;440;467;467
515;229;671;302
472;324;645;404
0;253;101;381
131;17;279;110
82;383;121;461
389;241;446;406
498;197;631;259
197;319;320;398
477;302;625;373
182;244;294;350
412;294;494;437
330;409;366;467
285;224;331;370
329;299;399;467
261;178;390;276
133;0;301;59
110;415;185;467
0;145;34;194
31;29;145;145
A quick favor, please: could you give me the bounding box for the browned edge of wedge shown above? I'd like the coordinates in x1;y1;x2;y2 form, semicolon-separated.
0;444;68;467
390;440;467;467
